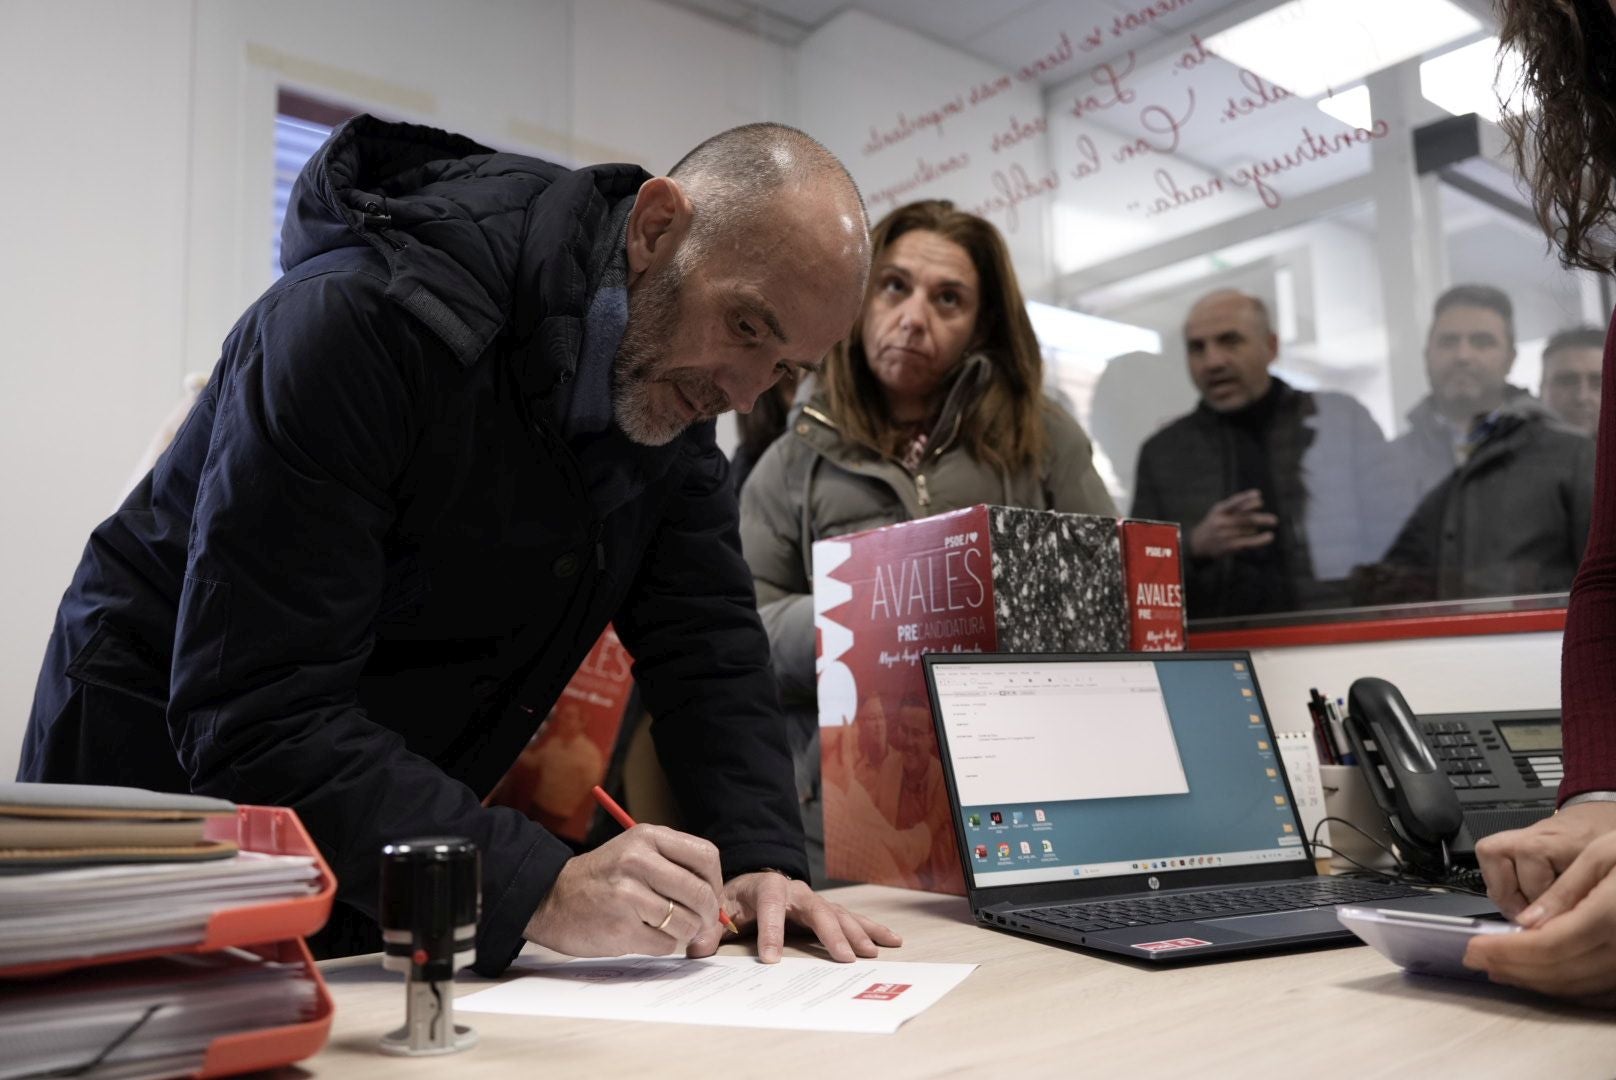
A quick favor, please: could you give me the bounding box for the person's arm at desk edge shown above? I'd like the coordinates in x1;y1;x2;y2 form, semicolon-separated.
612;434;901;963
1466;383;1616;997
1466;827;1616;1001
166;275;572;978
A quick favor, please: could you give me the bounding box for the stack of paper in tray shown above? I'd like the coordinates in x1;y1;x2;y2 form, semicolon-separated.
0;783;320;968
0;783;332;1078
0;849;323;967
0;949;317;1080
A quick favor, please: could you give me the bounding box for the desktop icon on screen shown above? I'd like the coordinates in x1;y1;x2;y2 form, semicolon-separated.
1019;841;1032;856
1257;740;1270;751
1041;840;1054;854
1249;714;1261;724
1234;662;1246;672
975;844;988;860
968;814;981;828
1273;795;1286;806
1011;811;1024;825
1034;808;1047;823
998;843;1011;858
990;811;1003;825
1282;823;1295;834
1265;768;1277;778
1241;688;1254;698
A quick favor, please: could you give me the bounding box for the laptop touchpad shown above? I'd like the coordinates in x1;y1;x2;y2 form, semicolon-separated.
1203;908;1343;937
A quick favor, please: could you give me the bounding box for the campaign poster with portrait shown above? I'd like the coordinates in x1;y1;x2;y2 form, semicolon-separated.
486;625;635;842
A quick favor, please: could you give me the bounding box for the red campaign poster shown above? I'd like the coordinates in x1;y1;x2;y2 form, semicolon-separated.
486;625;635;843
1123;520;1187;650
815;506;1186;896
816;507;997;896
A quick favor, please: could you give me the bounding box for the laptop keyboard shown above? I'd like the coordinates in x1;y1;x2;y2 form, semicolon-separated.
1020;879;1425;933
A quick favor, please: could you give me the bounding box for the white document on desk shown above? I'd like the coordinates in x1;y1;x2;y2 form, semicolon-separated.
456;956;975;1034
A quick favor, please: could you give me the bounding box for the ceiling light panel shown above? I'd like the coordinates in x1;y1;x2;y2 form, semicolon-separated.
1206;0;1481;98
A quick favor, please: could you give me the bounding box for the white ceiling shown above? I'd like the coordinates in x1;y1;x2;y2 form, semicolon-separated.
664;0;1251;78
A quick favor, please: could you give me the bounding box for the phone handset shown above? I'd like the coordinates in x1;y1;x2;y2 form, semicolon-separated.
1345;677;1465;873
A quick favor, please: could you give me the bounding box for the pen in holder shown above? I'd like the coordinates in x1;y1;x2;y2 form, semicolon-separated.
379;837;480;1056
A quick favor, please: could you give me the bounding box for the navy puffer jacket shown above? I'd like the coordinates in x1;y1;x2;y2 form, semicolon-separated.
20;116;807;973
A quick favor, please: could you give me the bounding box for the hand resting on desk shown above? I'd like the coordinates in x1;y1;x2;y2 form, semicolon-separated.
686;870;903;964
1466;825;1616;1000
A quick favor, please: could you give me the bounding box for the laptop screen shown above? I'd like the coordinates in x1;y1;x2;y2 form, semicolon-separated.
927;654;1310;888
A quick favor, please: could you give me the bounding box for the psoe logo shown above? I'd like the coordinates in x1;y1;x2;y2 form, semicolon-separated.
854;982;913;1002
814;541;857;727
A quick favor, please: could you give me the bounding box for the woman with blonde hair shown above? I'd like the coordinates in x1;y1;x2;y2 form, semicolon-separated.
740;198;1114;881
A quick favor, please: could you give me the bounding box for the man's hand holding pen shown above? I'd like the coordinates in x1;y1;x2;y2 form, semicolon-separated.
525;786;903;963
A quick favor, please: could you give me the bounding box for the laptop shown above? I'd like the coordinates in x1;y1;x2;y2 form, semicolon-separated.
922;650;1497;962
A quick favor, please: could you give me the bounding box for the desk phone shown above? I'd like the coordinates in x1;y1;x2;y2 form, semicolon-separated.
1345;679;1558;872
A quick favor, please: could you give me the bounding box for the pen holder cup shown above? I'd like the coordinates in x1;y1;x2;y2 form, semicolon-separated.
1320;765;1399;872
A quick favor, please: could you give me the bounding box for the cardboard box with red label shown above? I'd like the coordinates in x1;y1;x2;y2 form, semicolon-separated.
814;505;1184;894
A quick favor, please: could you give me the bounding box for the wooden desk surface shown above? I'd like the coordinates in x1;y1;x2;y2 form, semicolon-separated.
292;885;1616;1080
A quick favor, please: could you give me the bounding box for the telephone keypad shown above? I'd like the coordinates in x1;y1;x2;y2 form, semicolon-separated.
1418;710;1560;803
1425;720;1500;789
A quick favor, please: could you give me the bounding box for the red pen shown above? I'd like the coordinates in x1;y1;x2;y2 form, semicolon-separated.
591;785;739;936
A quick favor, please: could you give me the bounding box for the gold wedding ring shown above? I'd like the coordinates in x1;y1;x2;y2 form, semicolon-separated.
654;896;676;931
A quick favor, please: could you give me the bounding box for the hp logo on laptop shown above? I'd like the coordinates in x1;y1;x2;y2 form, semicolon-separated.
1147;876;1160;890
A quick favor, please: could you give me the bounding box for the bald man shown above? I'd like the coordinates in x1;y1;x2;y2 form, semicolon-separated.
20;117;899;973
1131;289;1389;617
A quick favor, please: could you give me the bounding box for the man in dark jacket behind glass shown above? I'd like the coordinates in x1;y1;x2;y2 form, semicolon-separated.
1131;290;1390;618
18;116;900;974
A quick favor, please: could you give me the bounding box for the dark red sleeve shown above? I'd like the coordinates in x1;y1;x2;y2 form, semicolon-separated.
1559;311;1616;803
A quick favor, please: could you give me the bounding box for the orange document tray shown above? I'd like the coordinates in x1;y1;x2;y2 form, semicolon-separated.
0;804;337;979
197;937;334;1079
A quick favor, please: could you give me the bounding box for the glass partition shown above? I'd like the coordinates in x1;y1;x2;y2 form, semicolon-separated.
781;0;1601;627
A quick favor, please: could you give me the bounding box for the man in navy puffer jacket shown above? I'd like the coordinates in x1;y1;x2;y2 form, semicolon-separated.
19;115;899;974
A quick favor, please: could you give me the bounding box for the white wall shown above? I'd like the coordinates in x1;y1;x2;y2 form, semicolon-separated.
0;0;790;778
1253;631;1563;738
0;0;196;778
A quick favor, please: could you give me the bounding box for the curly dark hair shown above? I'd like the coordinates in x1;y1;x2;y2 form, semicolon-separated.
1499;0;1616;272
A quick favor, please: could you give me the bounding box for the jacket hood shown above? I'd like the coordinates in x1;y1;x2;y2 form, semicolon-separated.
1495;388;1559;424
280;114;648;367
1405;383;1544;433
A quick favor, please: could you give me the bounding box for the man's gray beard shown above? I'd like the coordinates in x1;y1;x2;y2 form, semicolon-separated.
612;258;686;447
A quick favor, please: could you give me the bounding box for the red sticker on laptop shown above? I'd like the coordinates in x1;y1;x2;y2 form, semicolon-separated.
1131;937;1213;953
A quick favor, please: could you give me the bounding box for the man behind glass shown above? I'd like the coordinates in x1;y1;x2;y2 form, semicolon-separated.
1366;285;1594;600
1131;289;1388;618
1541;326;1605;438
